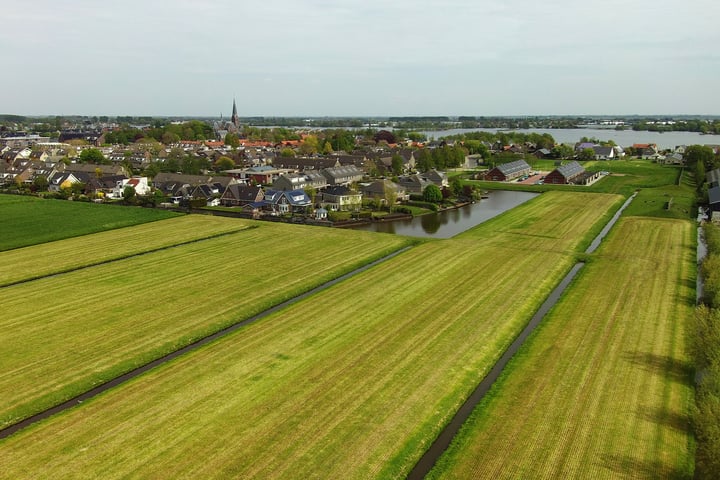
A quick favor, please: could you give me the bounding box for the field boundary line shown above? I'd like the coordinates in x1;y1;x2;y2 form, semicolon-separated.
406;192;637;479
0;226;255;289
0;244;413;440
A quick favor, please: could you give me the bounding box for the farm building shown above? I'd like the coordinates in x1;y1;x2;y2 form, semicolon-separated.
545;161;584;184
484;159;531;181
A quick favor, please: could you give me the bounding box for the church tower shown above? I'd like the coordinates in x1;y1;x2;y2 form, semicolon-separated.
231;98;239;129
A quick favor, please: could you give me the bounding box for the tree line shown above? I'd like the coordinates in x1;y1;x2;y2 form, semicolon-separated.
693;222;720;478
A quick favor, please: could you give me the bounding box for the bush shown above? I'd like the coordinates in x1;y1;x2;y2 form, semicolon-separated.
406;200;438;211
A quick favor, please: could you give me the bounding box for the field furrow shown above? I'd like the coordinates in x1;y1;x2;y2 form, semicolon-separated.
0;220;410;428
429;217;695;479
0;215;251;286
0;192;620;479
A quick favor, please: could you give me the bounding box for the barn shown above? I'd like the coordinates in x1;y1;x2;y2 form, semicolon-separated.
544;161;586;185
484;159;531;181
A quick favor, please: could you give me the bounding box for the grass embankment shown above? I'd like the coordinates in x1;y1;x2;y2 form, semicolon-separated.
0;193;619;479
0;194;179;251
468;160;693;218
0;215;250;287
430;217;696;479
0;220;410;429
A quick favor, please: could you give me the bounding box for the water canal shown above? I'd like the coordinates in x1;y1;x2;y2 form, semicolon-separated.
350;190;539;238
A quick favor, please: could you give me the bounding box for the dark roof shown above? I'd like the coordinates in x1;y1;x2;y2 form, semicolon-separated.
224;184;263;202
496;159;531;176
710;185;720;205
323;185;354;196
555;161;585;179
708;168;720;187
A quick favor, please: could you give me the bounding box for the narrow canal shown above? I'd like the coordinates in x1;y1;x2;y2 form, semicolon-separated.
406;192;637;479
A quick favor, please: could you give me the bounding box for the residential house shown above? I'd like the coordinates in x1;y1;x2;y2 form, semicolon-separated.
360;179;409;202
397;173;434;194
320;185;362;211
272;172;327;191
273;157;340;171
321;165;364;186
484;159;531;181
592;146;615;160
113;177;151;198
221;184;264;206
422;169;449;188
263;189;312;214
48;171;90;192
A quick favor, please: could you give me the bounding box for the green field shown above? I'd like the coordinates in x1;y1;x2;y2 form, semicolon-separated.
0;194;180;251
0;193;620;478
0;215;250;286
430;217;695;479
0;219;410;429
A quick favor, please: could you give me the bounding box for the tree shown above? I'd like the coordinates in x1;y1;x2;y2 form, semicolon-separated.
215;156;235;171
322;141;334;155
383;184;397;211
224;132;240;148
686;145;715;169
578;148;596;161
280;147;296;157
551;144;574;159
391;155;404;175
299;135;320;155
423;184;443;203
33;175;48;192
451;178;463;196
79;148;106;164
122;185;136;203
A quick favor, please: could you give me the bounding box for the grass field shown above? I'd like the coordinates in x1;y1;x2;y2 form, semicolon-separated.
429;217;696;479
0;193;620;479
0;215;250;286
0;220;410;429
0;194;179;251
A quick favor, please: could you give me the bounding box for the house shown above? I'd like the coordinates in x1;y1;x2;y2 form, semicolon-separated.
321;165;364;186
592;146;615;160
273;157;340;171
263;189;312;214
633;143;658;158
360;179;408;202
111;177;151;198
272;172;327;191
422;169;449;188
320;185;362;211
484;159;531;181
221;184;264;206
543;161;586;185
397;174;434;194
47;171;90;192
533;148;552;159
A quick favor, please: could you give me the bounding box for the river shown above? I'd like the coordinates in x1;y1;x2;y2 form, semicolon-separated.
349;190;539;238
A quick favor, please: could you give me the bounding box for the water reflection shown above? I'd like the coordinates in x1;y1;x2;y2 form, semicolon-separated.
350;190;539;238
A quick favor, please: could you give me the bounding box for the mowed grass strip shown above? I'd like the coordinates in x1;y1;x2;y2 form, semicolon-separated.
429;217;695;479
0;195;617;479
0;215;250;286
0;223;409;429
0;194;179;251
459;191;623;253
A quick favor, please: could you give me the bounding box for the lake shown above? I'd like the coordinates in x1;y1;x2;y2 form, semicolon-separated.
350;190;539;238
419;127;720;150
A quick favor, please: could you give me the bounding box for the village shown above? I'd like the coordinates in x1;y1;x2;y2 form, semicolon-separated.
0;107;697;224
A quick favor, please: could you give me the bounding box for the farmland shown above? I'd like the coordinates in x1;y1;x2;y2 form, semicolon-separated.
429;217;695;479
0;192;620;479
0;215;249;286
0;194;179;251
0;218;410;429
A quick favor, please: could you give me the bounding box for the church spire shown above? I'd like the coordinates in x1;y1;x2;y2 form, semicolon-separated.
231;98;239;128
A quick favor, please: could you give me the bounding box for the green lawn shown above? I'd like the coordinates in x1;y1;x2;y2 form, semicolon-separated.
0;193;620;479
0;194;179;251
430;217;696;479
0;215;250;286
0;220;410;429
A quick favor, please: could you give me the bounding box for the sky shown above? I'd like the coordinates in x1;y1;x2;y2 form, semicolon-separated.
2;0;719;117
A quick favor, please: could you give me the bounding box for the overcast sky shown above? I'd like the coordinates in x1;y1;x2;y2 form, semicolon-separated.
2;0;718;116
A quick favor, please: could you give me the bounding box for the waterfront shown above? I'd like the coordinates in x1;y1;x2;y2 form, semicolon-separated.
350;190;539;238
